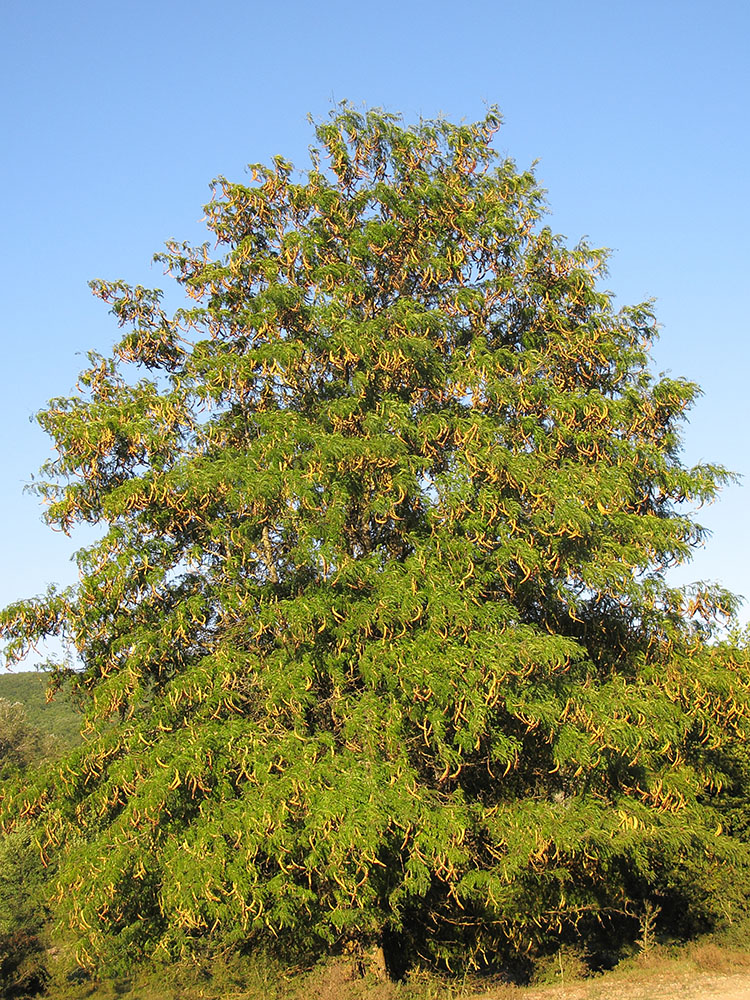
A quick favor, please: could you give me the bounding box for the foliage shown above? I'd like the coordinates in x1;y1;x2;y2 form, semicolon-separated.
1;105;749;975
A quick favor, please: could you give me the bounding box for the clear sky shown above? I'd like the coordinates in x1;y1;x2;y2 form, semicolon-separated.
2;0;748;666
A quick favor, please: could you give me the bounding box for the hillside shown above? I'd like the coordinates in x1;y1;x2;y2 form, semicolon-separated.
0;670;82;749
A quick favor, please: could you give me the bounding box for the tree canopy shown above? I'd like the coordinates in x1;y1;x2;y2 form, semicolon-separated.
2;105;749;975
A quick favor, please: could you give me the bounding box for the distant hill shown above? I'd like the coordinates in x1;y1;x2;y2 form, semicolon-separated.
0;671;82;750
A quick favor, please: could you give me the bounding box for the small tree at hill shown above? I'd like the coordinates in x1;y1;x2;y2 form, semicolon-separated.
1;106;749;975
0;699;52;781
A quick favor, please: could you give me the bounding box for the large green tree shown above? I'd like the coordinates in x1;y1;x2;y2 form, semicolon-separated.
2;106;749;974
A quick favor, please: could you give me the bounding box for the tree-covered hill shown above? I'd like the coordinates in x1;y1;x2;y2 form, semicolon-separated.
0;672;81;751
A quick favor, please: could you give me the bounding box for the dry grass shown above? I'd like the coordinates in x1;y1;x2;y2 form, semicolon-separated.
688;941;750;975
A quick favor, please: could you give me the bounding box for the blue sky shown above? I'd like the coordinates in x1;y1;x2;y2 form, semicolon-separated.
2;0;748;664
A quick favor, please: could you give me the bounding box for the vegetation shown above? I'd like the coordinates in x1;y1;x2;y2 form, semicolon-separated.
0;699;58;997
1;105;749;989
0;672;81;752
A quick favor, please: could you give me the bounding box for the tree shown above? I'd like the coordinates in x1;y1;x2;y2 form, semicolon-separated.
1;105;749;975
0;698;53;782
